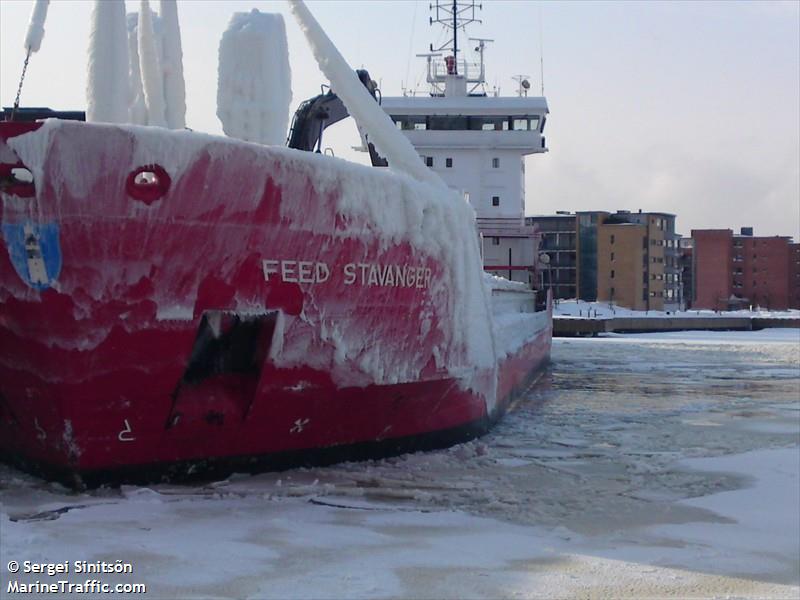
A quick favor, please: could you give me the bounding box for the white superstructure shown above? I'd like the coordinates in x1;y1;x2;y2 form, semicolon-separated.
380;1;549;285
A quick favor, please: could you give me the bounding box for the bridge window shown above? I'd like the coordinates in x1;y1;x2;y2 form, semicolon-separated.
391;115;542;132
471;117;507;131
429;116;468;130
392;116;427;130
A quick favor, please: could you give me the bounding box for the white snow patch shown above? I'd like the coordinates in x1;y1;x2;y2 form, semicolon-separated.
555;299;800;320
484;271;529;292
640;448;800;578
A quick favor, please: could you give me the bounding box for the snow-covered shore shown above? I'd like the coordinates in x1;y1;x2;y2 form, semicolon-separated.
554;299;800;321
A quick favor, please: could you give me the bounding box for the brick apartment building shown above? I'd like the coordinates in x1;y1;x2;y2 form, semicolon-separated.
692;228;795;310
680;238;694;308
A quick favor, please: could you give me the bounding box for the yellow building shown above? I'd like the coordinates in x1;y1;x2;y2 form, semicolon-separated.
596;212;676;311
597;222;648;310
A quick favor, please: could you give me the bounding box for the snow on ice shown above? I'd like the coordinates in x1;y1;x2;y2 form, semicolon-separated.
217;10;292;146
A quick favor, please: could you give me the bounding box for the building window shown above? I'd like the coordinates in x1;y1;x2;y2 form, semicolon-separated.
610;287;615;296
446;157;453;168
610;235;615;245
492;157;500;168
610;270;615;279
492;196;500;207
611;252;615;261
492;237;500;246
422;156;433;167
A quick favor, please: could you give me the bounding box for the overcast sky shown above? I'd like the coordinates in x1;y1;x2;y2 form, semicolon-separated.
1;0;798;239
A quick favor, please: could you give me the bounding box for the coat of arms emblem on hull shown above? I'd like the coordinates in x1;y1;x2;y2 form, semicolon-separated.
2;221;62;290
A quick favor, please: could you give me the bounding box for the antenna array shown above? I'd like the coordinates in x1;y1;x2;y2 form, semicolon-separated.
428;1;482;75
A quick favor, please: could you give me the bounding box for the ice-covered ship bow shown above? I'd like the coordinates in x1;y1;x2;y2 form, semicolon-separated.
0;0;551;485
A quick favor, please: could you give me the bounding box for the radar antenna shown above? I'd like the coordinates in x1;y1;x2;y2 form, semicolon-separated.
428;1;482;76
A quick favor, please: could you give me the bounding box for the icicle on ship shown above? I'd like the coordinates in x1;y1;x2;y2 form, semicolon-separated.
0;0;551;486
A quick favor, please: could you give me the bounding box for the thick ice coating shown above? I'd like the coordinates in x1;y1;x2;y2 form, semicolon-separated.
217;10;292;146
86;0;130;123
159;0;186;129
138;0;167;127
286;0;498;400
125;13;148;125
23;0;50;53
288;0;441;188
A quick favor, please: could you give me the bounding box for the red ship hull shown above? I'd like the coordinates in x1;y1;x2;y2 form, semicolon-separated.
0;120;551;486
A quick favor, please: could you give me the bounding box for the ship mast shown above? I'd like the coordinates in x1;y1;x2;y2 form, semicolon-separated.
426;0;488;96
